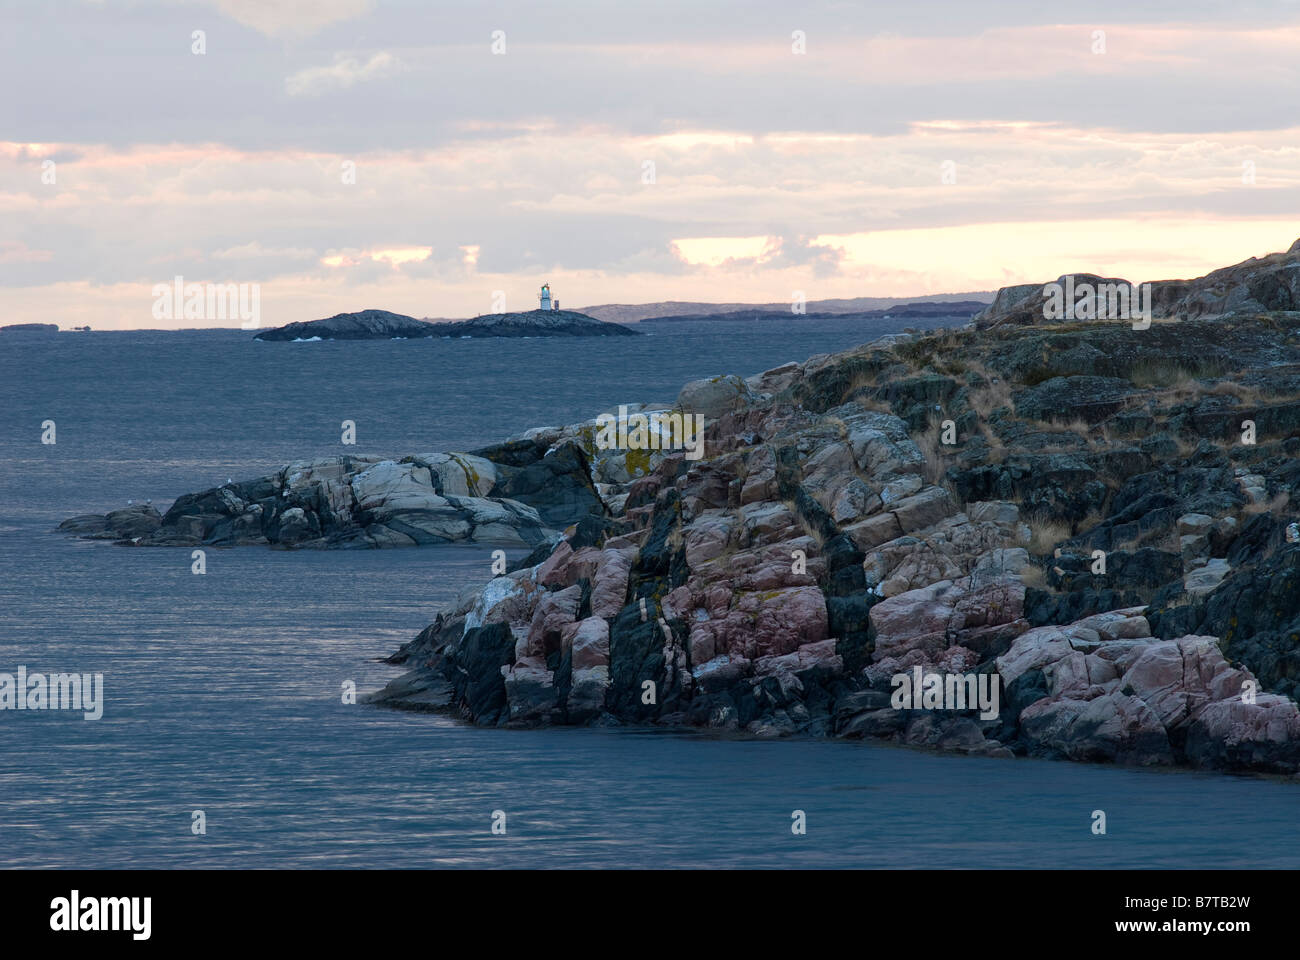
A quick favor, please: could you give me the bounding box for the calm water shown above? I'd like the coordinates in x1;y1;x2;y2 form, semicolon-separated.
1;320;1297;868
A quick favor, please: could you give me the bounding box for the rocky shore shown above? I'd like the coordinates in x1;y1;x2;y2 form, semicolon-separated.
59;447;604;548
58;401;685;548
362;240;1300;776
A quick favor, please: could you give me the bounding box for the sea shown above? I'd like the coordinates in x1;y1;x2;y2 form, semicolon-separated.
1;317;1296;868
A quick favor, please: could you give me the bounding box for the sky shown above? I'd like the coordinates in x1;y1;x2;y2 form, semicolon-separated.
3;0;1300;329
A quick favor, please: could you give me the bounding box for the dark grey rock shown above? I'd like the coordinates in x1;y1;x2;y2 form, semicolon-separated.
253;309;434;341
431;309;640;338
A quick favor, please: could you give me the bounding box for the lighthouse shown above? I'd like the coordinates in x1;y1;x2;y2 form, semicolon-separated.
539;283;558;311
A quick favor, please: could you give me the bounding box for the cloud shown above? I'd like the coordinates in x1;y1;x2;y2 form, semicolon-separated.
671;236;779;267
369;246;432;267
320;246;434;271
5;113;1300;306
213;0;373;38
285;51;405;97
7;3;1300;326
0;241;54;264
212;242;316;261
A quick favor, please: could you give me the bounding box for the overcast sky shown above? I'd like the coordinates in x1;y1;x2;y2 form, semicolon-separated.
3;0;1300;328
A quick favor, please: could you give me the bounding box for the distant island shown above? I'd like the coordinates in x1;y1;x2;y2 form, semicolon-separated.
254;308;640;341
254;286;642;342
637;300;990;324
1;323;58;333
579;292;996;323
252;285;995;340
432;308;640;338
253;299;983;341
254;309;436;341
255;283;639;341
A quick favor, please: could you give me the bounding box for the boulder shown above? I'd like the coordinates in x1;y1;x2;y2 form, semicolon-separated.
891;486;955;533
1184;558;1230;596
675;374;753;419
58;503;162;540
501;657;558;726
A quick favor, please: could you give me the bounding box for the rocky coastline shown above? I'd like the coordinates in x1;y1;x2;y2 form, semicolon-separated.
58;447;605;548
62;239;1300;776
57;399;692;548
360;240;1300;776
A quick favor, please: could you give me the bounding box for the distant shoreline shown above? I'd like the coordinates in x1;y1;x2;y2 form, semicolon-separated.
636;301;988;324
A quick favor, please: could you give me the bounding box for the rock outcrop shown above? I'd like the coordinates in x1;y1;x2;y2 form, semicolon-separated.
364;244;1300;777
60;447;602;548
253;309;436;341
973;238;1300;329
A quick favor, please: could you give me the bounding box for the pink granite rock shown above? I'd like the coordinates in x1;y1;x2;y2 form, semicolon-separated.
521;584;582;659
1018;691;1175;765
683;512;736;568
590;546;635;618
536;542;602;588
567;616;611;670
871;576;1025;662
689;585;828;660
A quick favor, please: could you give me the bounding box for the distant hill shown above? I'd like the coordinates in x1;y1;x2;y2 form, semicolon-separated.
578;292;995;324
637;300;989;324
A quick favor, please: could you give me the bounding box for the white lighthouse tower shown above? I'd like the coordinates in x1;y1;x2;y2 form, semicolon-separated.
539;283;553;311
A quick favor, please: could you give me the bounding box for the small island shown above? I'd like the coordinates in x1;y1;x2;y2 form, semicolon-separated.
253;309;434;341
254;284;640;341
1;323;59;333
431;308;640;338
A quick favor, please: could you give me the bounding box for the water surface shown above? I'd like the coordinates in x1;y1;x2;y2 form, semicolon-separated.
1;321;1294;868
